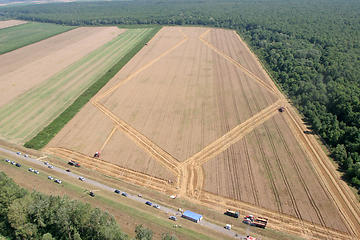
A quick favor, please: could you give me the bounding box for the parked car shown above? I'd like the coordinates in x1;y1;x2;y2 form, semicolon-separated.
153;204;160;209
66;169;71;172
16;152;21;155
122;192;128;197
54;179;62;184
24;154;28;158
11;161;15;165
34;170;39;174
169;216;177;221
114;189;120;194
138;194;142;197
90;192;95;197
44;162;49;165
48;176;54;180
5;159;10;163
15;163;21;167
48;165;53;169
29;168;34;172
145;201;153;206
79;177;85;181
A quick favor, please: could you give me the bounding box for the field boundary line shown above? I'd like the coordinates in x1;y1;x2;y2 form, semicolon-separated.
47;147;173;193
200;191;352;240
285;106;360;237
100;126;117;152
199;30;278;97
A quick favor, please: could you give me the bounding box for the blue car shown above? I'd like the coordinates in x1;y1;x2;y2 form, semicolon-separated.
122;192;128;197
145;201;152;206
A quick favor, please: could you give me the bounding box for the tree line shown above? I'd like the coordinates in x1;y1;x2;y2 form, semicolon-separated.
1;0;360;193
0;172;176;240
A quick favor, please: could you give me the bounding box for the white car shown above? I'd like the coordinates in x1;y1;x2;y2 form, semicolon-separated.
11;161;16;165
79;177;85;181
34;170;39;174
48;165;53;169
24;154;28;158
153;204;160;209
48;176;54;180
29;168;34;172
54;179;62;184
169;216;177;221
5;159;10;163
44;162;49;165
16;152;21;155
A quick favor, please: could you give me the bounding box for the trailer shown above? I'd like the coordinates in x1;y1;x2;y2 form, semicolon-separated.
225;209;239;218
243;215;268;229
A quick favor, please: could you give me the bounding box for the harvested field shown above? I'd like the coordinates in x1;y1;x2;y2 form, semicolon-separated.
45;27;360;239
0;27;152;144
0;20;27;29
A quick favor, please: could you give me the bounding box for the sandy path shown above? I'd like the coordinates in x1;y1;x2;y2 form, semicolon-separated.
0;20;27;29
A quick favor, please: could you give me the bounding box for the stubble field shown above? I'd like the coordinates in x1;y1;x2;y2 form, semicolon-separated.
46;26;360;239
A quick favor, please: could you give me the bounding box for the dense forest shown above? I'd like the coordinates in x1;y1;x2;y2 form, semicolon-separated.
1;0;360;192
0;172;177;240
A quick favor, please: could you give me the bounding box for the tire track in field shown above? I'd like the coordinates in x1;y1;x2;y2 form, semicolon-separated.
47;147;170;193
273;116;327;229
285;107;360;237
199;31;278;97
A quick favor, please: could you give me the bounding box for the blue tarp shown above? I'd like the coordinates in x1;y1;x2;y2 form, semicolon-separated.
182;210;203;222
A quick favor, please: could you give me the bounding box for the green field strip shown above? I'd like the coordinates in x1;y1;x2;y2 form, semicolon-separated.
0;28;152;143
0;22;75;55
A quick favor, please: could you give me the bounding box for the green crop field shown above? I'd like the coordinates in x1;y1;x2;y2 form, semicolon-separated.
0;22;75;55
0;28;153;144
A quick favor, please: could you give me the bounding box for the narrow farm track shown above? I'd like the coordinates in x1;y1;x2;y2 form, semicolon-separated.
284;107;360;237
46;147;172;193
273;116;327;229
199;191;350;240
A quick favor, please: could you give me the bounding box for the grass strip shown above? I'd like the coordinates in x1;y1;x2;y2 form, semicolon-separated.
24;26;162;150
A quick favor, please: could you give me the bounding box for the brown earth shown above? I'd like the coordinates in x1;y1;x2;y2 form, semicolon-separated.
0;27;125;108
0;20;27;29
40;27;360;239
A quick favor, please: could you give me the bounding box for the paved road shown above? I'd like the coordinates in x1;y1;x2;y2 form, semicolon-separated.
1;147;247;239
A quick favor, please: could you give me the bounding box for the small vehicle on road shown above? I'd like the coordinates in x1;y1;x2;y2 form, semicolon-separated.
24;154;28;158
16;152;21;155
138;194;142;197
48;176;54;180
122;192;128;197
79;177;85;181
114;189;120;194
66;169;71;172
44;162;49;165
153;204;160;209
48;165;53;169
145;201;153;206
16;163;21;167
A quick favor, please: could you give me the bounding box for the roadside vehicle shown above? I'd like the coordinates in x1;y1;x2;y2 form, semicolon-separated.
34;170;39;174
48;176;54;180
48;165;53;169
169;216;177;221
145;201;153;206
66;169;71;172
16;163;21;167
16;152;21;155
11;161;15;165
24;154;28;158
44;162;49;165
122;192;128;197
79;177;85;181
153;204;160;209
114;189;120;194
5;159;10;163
54;179;62;184
29;168;34;172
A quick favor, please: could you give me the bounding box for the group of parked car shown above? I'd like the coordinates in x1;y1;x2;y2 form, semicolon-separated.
114;189;128;197
4;158;21;167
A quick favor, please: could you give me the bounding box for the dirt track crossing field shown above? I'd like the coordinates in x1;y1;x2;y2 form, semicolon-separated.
46;27;360;239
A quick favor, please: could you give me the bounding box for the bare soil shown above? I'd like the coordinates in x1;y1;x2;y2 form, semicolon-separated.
0;20;27;29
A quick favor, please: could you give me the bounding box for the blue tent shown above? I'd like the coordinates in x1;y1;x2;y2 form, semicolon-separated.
182;210;203;223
